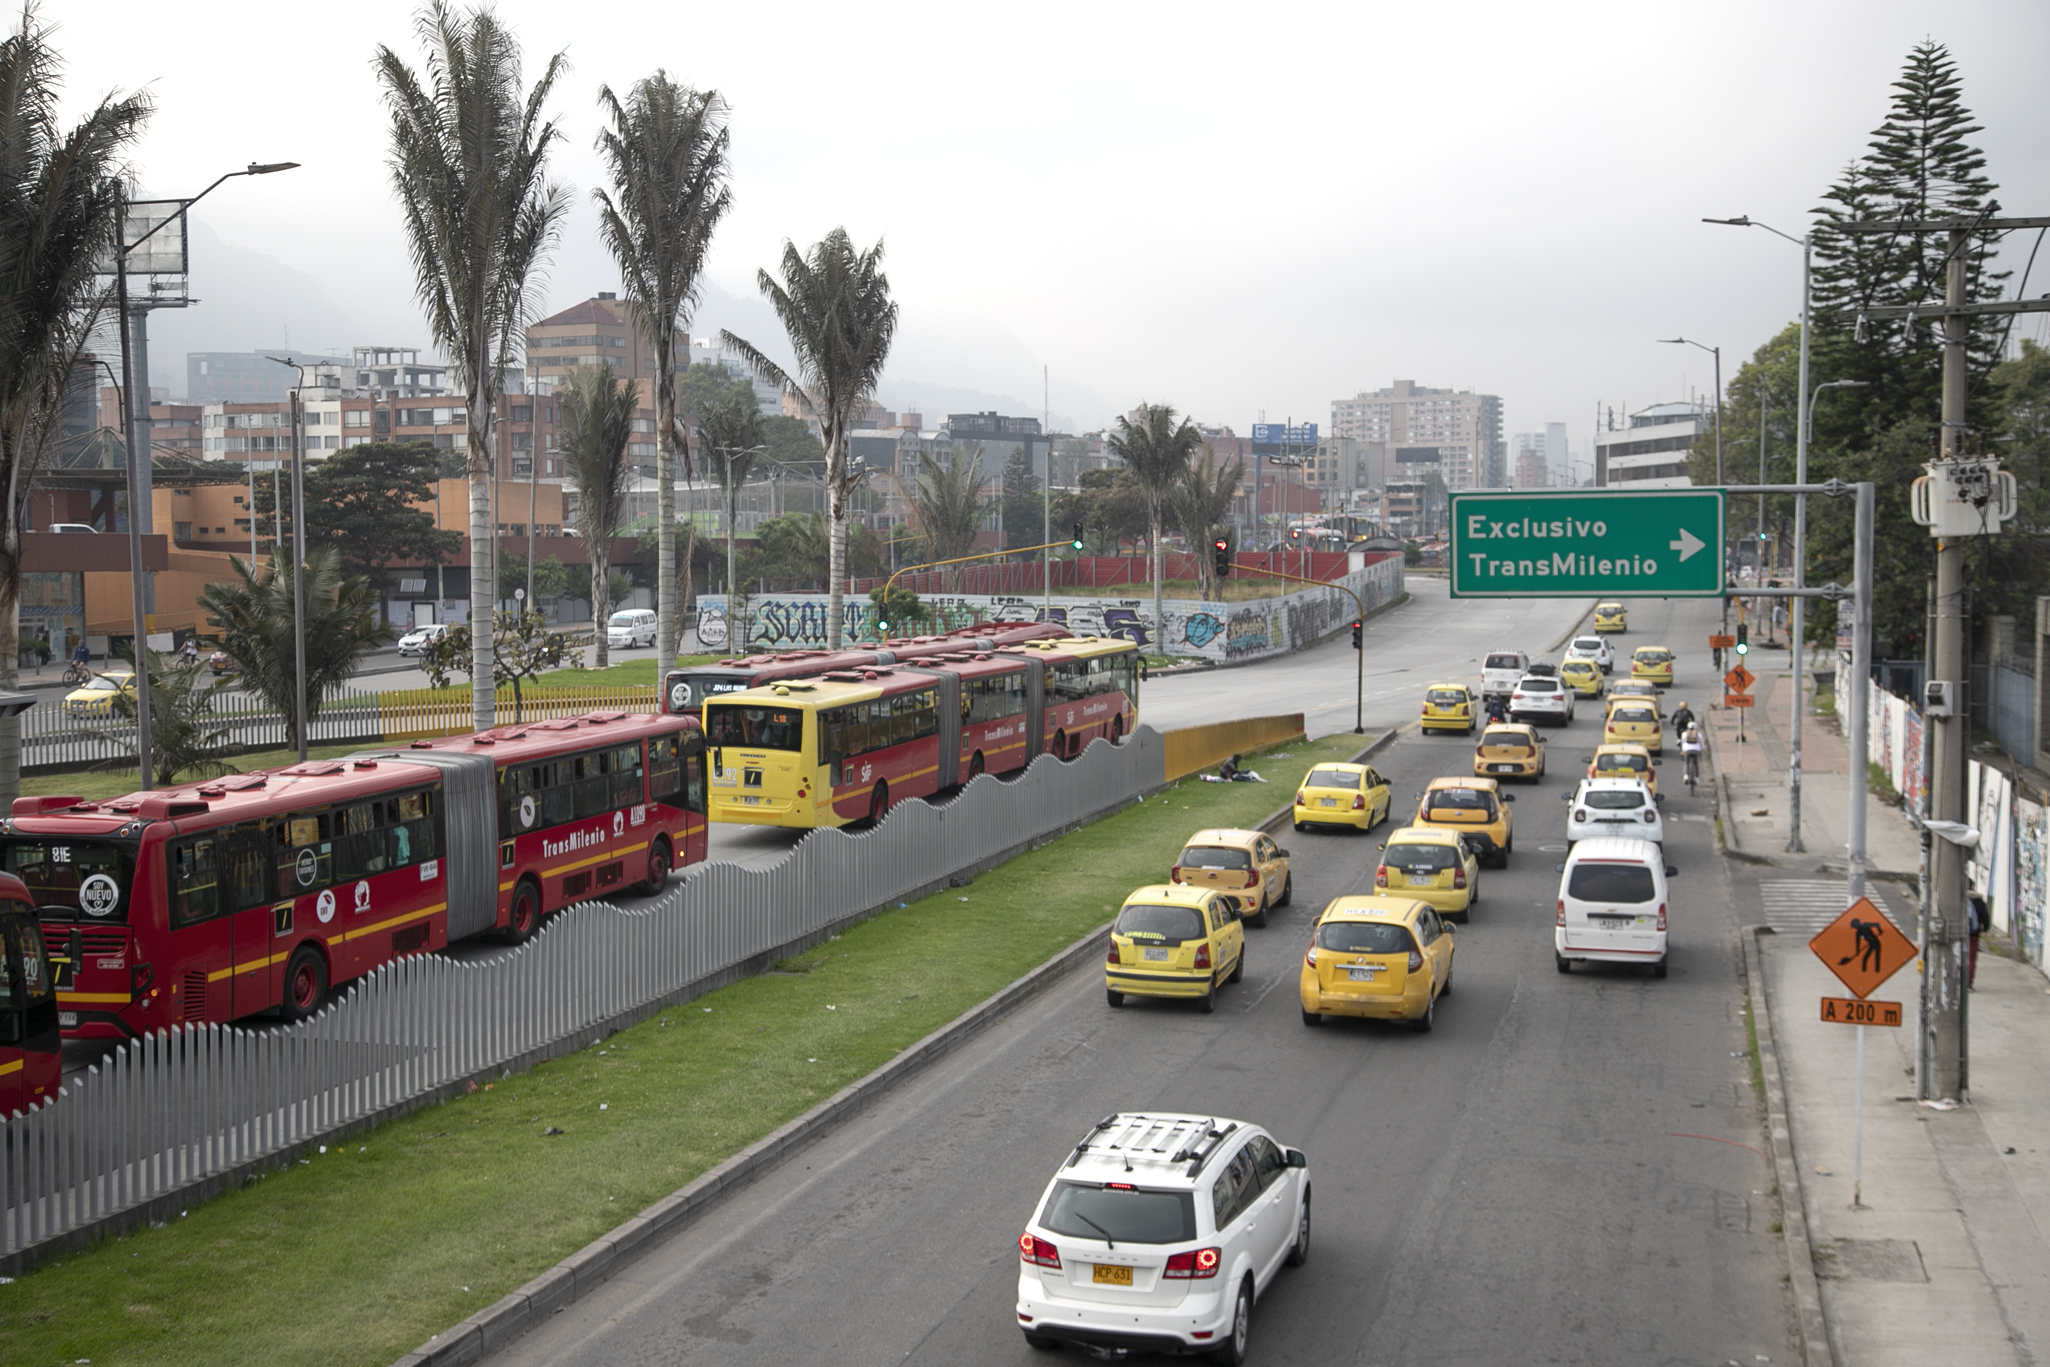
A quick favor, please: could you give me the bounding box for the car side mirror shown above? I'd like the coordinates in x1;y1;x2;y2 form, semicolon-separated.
1555;862;1567;873
1276;849;1291;860
1559;792;1573;802
1441;920;1455;933
1377;840;1387;850
1652;757;1663;766
1502;794;1515;803
1654;794;1665;805
1285;1148;1308;1169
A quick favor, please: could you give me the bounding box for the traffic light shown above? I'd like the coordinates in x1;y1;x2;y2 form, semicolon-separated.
1735;623;1749;656
1213;538;1231;577
1288;526;1300;542
1352;620;1363;649
875;617;888;636
1070;521;1084;551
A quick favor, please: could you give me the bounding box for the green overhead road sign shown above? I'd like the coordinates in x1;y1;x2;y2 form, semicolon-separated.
1448;489;1726;598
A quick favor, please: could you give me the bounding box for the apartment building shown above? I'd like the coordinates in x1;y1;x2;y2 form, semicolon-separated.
1330;380;1504;490
1594;402;1704;488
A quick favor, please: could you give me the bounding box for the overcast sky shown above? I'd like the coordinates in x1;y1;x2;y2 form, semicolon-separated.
60;0;2050;456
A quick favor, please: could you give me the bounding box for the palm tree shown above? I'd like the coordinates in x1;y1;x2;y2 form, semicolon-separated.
720;228;898;648
375;2;568;731
593;73;732;670
1107;404;1202;654
559;362;638;667
698;386;764;605
1173;443;1245;601
0;4;151;800
112;654;236;788
201;549;393;753
914;444;989;589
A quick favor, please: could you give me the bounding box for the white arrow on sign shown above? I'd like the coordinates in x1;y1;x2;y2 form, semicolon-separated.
1668;527;1706;562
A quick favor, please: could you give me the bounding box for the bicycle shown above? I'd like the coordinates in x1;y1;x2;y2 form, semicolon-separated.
61;660;90;687
1682;750;1701;794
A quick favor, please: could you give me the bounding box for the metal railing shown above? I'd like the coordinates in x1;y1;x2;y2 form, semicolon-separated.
0;726;1165;1264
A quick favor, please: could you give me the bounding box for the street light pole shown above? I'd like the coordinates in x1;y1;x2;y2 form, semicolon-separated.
1660;336;1727;639
266;356;312;762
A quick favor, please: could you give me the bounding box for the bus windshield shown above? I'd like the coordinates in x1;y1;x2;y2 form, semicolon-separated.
704;703;806;752
0;837;141;923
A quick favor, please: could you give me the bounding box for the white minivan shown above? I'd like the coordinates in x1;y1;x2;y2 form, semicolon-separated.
1481;649;1530;701
607;608;657;649
1554;836;1676;977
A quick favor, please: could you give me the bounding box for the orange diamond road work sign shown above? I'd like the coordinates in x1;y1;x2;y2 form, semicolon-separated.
1724;665;1756;694
1710;634;1735;649
1724;694;1756;708
1820;997;1903;1027
1809;898;1918;999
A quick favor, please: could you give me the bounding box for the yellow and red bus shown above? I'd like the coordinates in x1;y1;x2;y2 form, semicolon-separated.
1;874;60;1114
12;712;706;1039
703;636;1139;829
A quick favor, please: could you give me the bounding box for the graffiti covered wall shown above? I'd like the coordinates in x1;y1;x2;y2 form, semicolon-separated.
694;555;1402;665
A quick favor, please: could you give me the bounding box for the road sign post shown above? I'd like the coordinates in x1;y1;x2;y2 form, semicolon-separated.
1810;898;1917;1207
1448;490;1726;598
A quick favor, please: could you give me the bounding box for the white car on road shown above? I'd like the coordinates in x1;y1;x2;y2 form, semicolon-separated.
1555;837;1675;977
396;623;451;657
1564;634;1614;674
1563;777;1664;844
1017;1112;1310;1364
1509;673;1575;727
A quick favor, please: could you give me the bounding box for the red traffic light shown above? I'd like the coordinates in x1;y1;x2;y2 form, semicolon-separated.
1213;538;1228;552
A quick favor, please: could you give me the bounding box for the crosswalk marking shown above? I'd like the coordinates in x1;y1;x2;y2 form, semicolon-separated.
1760;880;1897;936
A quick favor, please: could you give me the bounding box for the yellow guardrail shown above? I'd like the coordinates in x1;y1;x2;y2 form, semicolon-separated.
378;685;660;743
1161;714;1306;783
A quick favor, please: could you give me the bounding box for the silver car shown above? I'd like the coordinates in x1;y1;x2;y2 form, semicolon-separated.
1564;634;1614;674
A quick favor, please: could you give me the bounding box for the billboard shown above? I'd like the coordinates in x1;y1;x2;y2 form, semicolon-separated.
93;200;188;276
1251;422;1317;453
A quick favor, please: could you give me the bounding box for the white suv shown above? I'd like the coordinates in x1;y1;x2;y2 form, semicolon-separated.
1509;673;1575;726
1564;634;1614;674
1017;1112;1311;1363
1563;777;1664;845
1554;836;1676;977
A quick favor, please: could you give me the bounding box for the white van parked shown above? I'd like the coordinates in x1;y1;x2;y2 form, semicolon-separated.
607;608;657;649
1554;837;1676;977
1481;649;1530;701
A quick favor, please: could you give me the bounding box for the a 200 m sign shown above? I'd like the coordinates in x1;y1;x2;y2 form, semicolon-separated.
1448;489;1725;599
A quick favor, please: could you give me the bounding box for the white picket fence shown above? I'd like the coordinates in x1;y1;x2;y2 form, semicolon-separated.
0;726;1165;1264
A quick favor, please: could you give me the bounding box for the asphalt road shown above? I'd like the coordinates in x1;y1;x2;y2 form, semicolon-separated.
486;594;1797;1367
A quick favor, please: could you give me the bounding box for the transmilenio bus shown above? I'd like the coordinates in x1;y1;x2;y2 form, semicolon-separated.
1;874;59;1114
9;711;706;1039
703;636;1140;829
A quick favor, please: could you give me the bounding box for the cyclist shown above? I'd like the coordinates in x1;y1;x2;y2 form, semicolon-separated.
1680;723;1705;791
1669;699;1696;737
66;638;91;685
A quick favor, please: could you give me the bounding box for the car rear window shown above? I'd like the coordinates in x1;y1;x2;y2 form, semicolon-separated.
1599;753;1649;772
1519;679;1559;692
1317;920;1417;955
1583;790;1645;810
1384;842;1457;870
1482;730;1531;751
1636;651;1670;662
1568;863;1658;903
1303;768;1361;790
1178;846;1251;870
1427;689;1468;706
1611;707;1655;724
1116;904;1205;942
1040;1182;1197;1245
1573;638;1602;651
1484;654;1523;670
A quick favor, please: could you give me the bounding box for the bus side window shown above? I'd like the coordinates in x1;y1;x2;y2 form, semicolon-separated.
685;755;705;813
221;822;270;911
395;790;436;864
0;923;19;1043
541;760;574;827
574;750;611;820
276;814;331;897
612;744;644;809
332;802;391;881
648;733;682;804
168;835;220;928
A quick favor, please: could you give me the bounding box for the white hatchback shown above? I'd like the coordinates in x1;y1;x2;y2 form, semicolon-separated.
1563;777;1664;844
1509;673;1575;727
1564;634;1614;674
1017;1112;1310;1364
1554;837;1676;977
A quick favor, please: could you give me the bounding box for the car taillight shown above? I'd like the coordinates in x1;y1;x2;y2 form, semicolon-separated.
1556;899;1566;926
1452;867;1466;889
1194;942;1212;970
1657;902;1667;931
1407;949;1423;972
1375;864;1388;888
1295;792;1306;806
1575;809;1589;822
1164;1247;1223;1279
1475;744;1485;756
1170;866;1182;882
1643;808;1657;823
1244;870;1259;889
1304;946;1319;968
1352;793;1365;810
1020;1232;1062;1268
1107;937;1121;965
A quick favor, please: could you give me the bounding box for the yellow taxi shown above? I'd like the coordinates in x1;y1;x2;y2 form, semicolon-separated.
1605;678;1663;715
1594;602;1628;633
1374;826;1480;921
1474;722;1545;782
1411;776;1515;866
1105;885;1245;1013
1587;742;1660;797
1419;682;1478;735
62;670;137;719
1602;696;1664;753
1559;657;1605;698
1631;644;1675;687
1171;828;1292;926
1292;762;1392;833
1298;895;1454;1032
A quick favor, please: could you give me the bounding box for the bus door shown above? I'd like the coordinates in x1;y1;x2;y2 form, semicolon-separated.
210;824;279;1019
1;907;60;1113
162;830;239;1024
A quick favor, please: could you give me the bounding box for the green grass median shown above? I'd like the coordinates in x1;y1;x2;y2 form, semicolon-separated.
0;732;1373;1367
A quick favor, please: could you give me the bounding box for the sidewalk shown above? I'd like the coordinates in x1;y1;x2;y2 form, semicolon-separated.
1710;665;2050;1366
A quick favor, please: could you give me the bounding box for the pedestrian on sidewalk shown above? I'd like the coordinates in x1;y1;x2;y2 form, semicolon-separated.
1968;893;1986;989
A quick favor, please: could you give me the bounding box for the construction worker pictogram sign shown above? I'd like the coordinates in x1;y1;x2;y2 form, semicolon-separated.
1808;898;1917;999
1724;665;1756;694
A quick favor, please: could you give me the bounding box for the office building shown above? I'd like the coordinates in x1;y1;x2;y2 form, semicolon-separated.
1594;402;1705;488
186;351;349;404
1331;380;1504;491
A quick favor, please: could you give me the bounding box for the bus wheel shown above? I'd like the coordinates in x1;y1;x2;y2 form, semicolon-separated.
968;752;985;781
280;945;328;1022
641;836;671;897
505;879;541;944
868;782;889;826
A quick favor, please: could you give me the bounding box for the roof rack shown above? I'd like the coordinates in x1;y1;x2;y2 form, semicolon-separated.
1065;1113;1238;1178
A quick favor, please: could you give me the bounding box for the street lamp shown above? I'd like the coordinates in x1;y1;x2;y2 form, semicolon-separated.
113;160;298;788
263;356;312;762
1656;338;1722;485
1706;213;1814;852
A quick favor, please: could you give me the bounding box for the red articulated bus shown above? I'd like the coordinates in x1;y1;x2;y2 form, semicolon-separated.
10;712;706;1040
1;874;60;1114
661;621;1067;718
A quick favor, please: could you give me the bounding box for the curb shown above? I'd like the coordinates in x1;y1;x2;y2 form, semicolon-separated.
393;919;1117;1367
1742;925;1836;1367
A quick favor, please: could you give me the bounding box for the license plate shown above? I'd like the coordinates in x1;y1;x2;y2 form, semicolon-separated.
1490;764;1517;773
1320;798;1337;807
1592;915;1640;926
59;1011;78;1028
1347;967;1381;982
740;795;761;805
1408;875;1434;886
1092;1264;1133;1286
1143;946;1169;961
